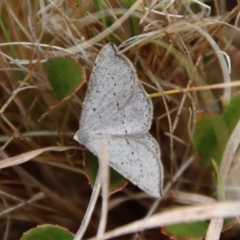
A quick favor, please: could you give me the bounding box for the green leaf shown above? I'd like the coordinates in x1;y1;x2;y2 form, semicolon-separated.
92;0;115;42
0;18;18;58
193;95;240;166
193;114;228;166
44;57;84;99
85;152;127;195
123;0;138;36
222;95;240;131
20;224;74;240
163;221;209;239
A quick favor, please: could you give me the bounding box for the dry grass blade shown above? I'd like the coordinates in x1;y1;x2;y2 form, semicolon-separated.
0;146;76;169
87;201;240;240
74;171;102;240
220;120;240;196
205;217;224;240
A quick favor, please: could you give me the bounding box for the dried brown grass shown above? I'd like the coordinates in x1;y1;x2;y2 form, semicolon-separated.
1;1;240;239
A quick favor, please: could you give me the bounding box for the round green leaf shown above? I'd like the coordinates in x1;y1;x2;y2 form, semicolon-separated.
20;224;74;240
193;95;240;166
163;221;209;239
85;152;128;195
44;57;84;99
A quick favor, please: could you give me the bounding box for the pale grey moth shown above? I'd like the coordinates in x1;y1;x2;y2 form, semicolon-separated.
74;43;163;198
